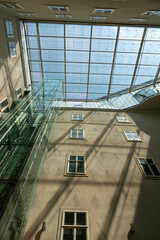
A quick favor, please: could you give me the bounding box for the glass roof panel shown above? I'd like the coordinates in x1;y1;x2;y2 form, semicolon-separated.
89;75;110;84
115;53;138;64
66;24;91;38
145;28;160;41
88;84;108;94
66;38;90;50
22;21;160;101
43;62;64;72
92;26;118;39
91;39;116;51
139;54;160;65
28;49;40;61
26;22;37;35
119;27;144;40
66;51;89;62
41;50;64;61
91;52;113;63
39;23;64;36
90;64;112;74
113;65;135;75
40;37;64;49
26;36;38;48
67;84;87;93
66;63;88;73
117;40;141;53
67;74;88;84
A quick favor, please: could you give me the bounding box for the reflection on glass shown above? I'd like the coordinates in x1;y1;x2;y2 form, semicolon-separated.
67;84;87;93
43;62;64;72
89;84;108;93
117;40;141;53
89;75;110;84
66;63;88;73
139;54;160;65
115;53;138;64
26;36;38;48
145;28;160;41
63;229;73;240
29;49;40;61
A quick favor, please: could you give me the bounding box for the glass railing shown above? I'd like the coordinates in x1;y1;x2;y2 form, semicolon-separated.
0;79;64;240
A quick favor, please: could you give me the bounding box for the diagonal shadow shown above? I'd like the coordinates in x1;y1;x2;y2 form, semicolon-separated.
85;113;118;165
97;129;141;240
48;111;94;151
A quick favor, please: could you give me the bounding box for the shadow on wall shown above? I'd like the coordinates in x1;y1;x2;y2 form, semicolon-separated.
125;111;160;240
0;8;24;107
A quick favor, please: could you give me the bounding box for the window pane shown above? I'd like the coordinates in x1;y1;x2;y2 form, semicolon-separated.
142;164;153;176
138;158;146;164
78;130;83;138
91;39;115;51
77;213;86;225
63;228;73;240
78;156;84;161
150;165;160;176
64;212;74;225
78;162;84;173
92;25;117;39
125;132;132;140
76;229;86;240
39;23;64;36
119;27;144;40
70;155;76;160
71;130;77;138
69;162;76;172
26;22;37;35
146;159;154;164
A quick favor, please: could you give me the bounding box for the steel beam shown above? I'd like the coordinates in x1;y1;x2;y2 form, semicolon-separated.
129;27;147;93
107;26;120;100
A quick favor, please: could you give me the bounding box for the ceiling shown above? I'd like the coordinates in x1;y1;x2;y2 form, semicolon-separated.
0;0;160;26
21;21;160;101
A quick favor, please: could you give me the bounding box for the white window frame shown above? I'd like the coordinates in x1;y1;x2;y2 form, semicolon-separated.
5;20;14;38
137;158;160;177
67;155;86;175
8;42;17;57
124;131;141;141
16;87;22;98
60;210;89;240
0;98;9;112
72;114;83;121
116;116;130;123
70;129;84;139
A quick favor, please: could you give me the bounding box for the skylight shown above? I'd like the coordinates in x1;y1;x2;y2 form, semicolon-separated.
21;22;160;101
94;8;115;14
0;2;23;9
48;6;69;12
142;10;160;16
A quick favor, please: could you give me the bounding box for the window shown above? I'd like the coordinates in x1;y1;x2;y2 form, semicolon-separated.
137;158;160;177
56;15;72;19
16;87;22;98
48;5;69;12
61;210;88;240
117;116;130;123
5;21;14;38
0;98;9;111
67;155;86;175
124;131;141;141
71;129;84;139
0;3;23;9
9;42;17;57
94;8;115;14
72;114;83;120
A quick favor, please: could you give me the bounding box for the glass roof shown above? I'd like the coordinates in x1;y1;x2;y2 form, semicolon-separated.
21;21;160;101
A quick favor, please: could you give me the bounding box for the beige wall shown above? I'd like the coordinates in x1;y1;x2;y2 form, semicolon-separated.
0;8;25;109
23;109;160;240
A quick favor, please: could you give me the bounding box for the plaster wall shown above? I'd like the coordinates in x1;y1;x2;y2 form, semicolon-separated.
23;109;160;240
0;8;25;109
